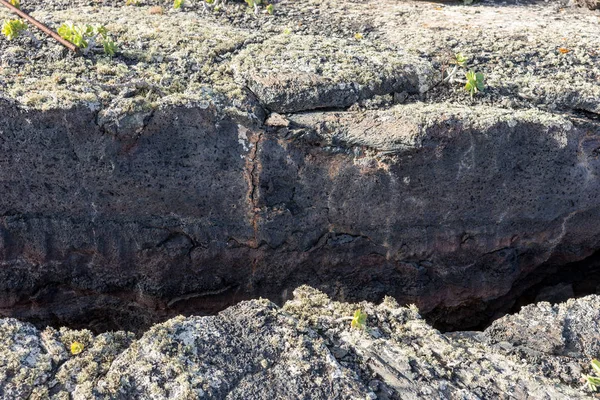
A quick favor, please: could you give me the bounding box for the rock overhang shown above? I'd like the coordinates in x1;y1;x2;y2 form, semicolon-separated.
286;103;577;154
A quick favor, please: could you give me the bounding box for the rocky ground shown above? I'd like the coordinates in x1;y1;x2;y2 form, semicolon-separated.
1;0;599;114
2;286;600;399
2;1;600;398
1;0;600;334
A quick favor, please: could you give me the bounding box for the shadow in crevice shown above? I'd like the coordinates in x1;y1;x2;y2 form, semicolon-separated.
509;250;600;313
428;249;600;333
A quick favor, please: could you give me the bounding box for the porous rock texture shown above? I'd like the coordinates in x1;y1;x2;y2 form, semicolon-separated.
1;286;598;399
0;0;600;332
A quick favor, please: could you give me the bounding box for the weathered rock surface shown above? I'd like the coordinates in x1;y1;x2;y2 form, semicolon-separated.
574;0;600;10
1;286;598;399
230;35;434;113
0;0;599;331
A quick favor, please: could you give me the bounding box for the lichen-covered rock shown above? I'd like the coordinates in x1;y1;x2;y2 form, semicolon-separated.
573;0;600;10
484;295;600;386
0;6;262;121
231;34;435;113
0;319;54;399
285;286;591;400
0;287;596;399
92;300;367;399
0;318;133;399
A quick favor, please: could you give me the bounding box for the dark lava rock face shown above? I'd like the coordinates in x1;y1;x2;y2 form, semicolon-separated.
1;97;600;332
0;1;599;332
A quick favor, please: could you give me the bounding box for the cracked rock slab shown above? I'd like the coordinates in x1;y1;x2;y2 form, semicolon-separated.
484;295;600;386
231;34;436;113
287;102;574;153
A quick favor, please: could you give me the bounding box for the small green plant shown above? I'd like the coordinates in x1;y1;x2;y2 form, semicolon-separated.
70;341;84;355
266;3;274;14
440;52;485;98
57;23;89;48
1;19;27;40
453;52;468;68
126;0;141;5
244;0;260;14
9;0;20;9
465;70;484;98
351;309;367;329
57;22;117;56
584;359;600;391
174;0;184;9
101;36;117;57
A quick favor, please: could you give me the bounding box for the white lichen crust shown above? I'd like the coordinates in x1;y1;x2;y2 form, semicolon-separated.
1;287;598;399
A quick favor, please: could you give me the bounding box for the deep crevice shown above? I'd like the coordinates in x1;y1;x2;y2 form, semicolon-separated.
6;247;600;336
427;249;600;333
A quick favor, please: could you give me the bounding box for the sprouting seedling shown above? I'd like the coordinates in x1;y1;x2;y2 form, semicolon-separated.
1;19;27;40
57;22;117;57
174;0;184;9
57;22;89;48
453;53;468;68
245;0;270;15
94;25;117;56
465;70;484;97
245;0;259;14
442;52;469;84
584;359;600;391
203;0;224;12
70;341;84;355
351;309;368;329
9;0;20;9
438;52;485;97
101;36;117;56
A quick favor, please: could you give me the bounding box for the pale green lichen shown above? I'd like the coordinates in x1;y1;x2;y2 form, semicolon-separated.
0;6;255;114
232;34;433;91
230;34;436;112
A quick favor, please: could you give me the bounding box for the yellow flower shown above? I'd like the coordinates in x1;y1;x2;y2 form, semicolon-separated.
70;341;84;355
354;32;364;40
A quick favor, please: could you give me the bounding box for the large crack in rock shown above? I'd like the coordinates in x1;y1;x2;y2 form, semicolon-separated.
0;0;599;335
1;286;597;399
